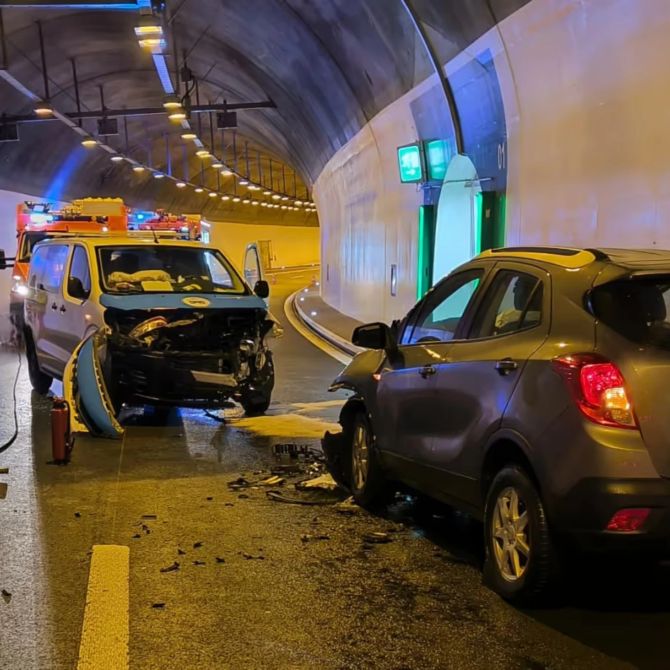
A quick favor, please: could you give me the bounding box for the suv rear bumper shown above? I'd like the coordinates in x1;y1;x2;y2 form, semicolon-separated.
551;477;670;553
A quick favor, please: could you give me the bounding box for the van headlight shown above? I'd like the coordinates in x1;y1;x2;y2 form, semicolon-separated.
11;279;29;297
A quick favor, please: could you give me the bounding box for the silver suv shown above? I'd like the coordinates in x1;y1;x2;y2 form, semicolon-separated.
323;247;670;603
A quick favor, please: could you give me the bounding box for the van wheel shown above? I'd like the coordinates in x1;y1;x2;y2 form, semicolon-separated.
348;411;393;509
25;333;53;395
483;466;560;605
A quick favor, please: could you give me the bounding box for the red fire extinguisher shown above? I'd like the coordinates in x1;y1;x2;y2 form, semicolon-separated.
51;397;74;464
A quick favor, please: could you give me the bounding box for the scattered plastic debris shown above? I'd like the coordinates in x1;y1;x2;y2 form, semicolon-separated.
151;602;166;609
266;491;334;506
177;548;186;556
1;589;11;604
193;560;206;566
141;524;151;535
363;532;392;544
296;473;338;491
206;496;214;501
240;552;265;560
335;497;360;515
300;534;330;543
238;493;250;499
160;562;180;573
193;541;203;549
132;533;141;539
74;512;81;518
215;557;226;564
228;477;250;490
141;514;158;520
259;475;285;486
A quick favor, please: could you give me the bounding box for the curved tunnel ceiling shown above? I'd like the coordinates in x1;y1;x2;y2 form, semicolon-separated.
0;0;529;219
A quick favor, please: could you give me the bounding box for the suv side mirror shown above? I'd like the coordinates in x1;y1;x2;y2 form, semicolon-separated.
0;250;6;270
254;280;270;299
352;322;397;353
68;277;89;301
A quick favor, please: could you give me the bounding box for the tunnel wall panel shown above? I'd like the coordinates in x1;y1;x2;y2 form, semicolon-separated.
316;0;670;324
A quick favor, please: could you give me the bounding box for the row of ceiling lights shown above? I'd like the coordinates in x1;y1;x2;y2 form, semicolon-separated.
30;15;317;216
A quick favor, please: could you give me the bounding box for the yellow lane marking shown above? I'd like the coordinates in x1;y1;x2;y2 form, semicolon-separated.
77;545;129;670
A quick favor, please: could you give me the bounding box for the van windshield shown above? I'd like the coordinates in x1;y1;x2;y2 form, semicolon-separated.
98;246;247;295
19;232;51;262
590;276;670;349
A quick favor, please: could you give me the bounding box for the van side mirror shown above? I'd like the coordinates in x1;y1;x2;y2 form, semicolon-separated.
0;250;6;270
352;322;397;353
68;277;89;301
254;280;270;299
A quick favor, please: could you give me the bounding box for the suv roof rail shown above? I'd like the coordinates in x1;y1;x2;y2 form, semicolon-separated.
584;248;610;261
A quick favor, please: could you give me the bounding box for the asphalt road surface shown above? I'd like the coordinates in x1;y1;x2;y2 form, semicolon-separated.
0;270;668;669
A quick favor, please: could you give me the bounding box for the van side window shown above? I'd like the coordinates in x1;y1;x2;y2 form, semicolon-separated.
42;245;69;293
68;246;91;297
29;247;48;288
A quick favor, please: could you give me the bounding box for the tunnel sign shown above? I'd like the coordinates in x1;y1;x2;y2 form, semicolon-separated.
397;143;425;183
426;140;449;182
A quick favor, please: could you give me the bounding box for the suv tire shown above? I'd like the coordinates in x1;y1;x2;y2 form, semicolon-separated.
25;331;53;395
483;466;560;604
348;411;393;509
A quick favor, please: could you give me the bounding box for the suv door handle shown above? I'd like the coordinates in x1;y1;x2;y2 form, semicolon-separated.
50;302;58;311
419;364;437;379
59;305;67;313
495;358;518;375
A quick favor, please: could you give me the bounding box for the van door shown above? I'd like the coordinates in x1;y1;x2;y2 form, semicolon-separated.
33;244;71;377
62;244;96;357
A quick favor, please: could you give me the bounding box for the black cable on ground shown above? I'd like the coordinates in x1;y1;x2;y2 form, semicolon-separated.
0;349;21;454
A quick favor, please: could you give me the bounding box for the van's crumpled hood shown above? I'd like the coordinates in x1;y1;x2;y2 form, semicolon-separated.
99;293;267;311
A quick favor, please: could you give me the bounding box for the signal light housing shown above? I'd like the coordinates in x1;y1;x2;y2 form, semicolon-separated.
552;354;637;429
606;508;650;532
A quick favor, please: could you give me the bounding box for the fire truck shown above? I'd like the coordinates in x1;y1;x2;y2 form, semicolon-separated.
138;210;201;240
10;198;129;326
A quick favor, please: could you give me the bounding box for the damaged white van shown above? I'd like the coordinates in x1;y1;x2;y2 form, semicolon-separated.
22;236;276;435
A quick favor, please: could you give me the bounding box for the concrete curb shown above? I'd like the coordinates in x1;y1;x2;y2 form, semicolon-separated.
288;289;364;359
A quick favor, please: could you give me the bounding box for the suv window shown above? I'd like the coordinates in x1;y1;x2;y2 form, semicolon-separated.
591;276;670;349
470;270;543;338
40;245;69;293
68;246;91;298
402;270;483;344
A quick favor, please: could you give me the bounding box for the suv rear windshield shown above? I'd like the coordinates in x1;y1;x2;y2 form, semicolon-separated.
591;277;670;348
98;246;247;295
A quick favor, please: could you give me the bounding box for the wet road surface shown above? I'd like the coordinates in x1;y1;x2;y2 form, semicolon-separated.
0;270;668;669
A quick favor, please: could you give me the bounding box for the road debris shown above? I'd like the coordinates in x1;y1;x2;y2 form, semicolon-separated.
238;493;250;499
363;532;392;544
151;602;166;609
141;524;151;535
259;475;285;486
142;514;158;520
193;560;206;566
193;541;203;549
74;511;81;518
335;497;360;515
300;534;330;543
160;561;180;573
215;557;226;563
0;467;9;474
1;589;11;604
177;548;186;555
206;496;214;501
228;477;250;490
296;473;338;491
132;533;141;539
240;552;265;560
266;490;334;506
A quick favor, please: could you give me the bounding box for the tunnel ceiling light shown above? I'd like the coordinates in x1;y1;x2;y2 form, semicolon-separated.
134;18;164;38
295;200;303;206
209;191;218;197
260;202;267;207
196;149;210;158
281;205;287;210
133;165;145;173
211;162;223;169
153;172;164;179
81;137;98;148
271;194;280;200
181;132;197;140
221;169;233;177
252;201;259;206
242;198;250;204
176;181;186;188
263;190;272;196
34;100;54;116
233;197;241;203
238;179;249;186
281;196;289;201
162;95;181;110
195;187;204;193
221;195;230;201
168;111;187;121
110;155;124;162
138;37;166;52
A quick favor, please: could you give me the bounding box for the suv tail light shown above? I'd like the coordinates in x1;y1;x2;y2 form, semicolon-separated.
552;354;637;429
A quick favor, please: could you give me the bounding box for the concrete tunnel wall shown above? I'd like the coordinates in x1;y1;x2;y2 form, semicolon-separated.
315;0;670;325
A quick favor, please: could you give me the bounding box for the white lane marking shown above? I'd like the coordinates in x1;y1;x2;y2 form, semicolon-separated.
283;290;352;365
77;545;129;670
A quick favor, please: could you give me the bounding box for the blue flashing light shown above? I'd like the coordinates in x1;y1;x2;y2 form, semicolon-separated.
44;146;87;202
